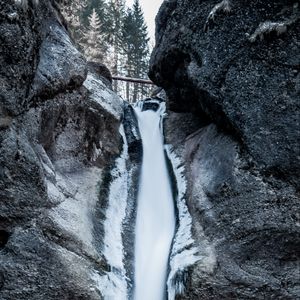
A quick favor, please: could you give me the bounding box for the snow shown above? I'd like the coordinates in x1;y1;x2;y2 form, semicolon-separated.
47;124;129;299
35;144;56;181
92;271;127;300
46;180;64;205
204;0;231;31
14;0;27;10
249;21;288;42
165;145;200;300
100;125;129;299
48;167;103;254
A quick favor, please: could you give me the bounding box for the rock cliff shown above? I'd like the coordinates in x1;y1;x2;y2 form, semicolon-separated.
1;0;299;299
150;0;300;299
0;1;123;299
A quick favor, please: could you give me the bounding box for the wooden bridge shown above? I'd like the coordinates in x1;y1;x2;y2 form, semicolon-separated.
111;76;158;103
112;76;155;85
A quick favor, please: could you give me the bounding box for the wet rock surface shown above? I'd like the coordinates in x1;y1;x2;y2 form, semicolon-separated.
154;0;300;299
0;1;123;299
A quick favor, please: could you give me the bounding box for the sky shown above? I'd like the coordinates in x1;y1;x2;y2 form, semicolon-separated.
126;0;164;44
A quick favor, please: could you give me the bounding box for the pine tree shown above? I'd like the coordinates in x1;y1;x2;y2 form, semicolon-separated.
121;0;150;102
132;0;150;78
121;8;135;100
106;0;126;81
81;0;107;27
121;9;135;75
82;9;107;62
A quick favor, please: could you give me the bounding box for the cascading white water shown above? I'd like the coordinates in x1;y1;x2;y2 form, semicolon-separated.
134;100;176;300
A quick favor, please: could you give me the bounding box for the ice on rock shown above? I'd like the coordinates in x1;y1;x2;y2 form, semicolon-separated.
99;125;129;299
165;145;200;300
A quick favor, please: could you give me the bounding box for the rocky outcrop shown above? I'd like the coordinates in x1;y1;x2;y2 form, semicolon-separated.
1;0;299;299
151;0;300;299
0;1;123;299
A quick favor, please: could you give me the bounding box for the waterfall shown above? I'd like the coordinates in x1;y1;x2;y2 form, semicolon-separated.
133;100;176;300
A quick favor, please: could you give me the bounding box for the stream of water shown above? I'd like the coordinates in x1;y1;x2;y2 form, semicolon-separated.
133;100;176;300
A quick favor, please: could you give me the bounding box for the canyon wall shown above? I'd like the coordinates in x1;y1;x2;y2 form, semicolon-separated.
150;0;300;299
0;1;123;299
1;0;299;299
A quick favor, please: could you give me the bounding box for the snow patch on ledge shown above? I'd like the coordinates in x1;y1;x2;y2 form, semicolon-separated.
165;145;200;300
95;125;128;299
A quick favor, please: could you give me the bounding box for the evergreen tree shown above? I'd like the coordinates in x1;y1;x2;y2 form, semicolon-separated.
81;0;107;27
121;8;135;100
131;0;150;79
121;9;135;75
106;0;126;79
59;0;150;102
82;9;107;62
121;0;150;102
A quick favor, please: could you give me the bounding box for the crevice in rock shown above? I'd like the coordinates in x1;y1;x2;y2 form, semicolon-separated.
0;230;10;249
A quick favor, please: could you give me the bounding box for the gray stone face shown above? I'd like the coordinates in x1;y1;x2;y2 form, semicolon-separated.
0;1;123;299
164;111;299;300
32;22;87;98
1;0;299;299
150;0;300;187
152;0;300;299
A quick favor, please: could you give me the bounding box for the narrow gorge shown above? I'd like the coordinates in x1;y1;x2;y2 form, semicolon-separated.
0;0;299;299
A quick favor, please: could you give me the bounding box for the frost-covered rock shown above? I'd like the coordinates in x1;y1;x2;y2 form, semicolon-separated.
152;0;300;298
32;22;87;98
165;145;203;300
84;72;123;119
0;1;124;299
150;0;299;185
